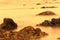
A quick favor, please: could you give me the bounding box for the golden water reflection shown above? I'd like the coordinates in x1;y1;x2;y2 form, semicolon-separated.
0;8;60;40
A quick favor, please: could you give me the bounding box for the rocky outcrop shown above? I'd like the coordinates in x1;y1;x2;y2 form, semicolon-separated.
17;26;48;40
36;18;60;27
36;11;56;16
36;20;51;26
0;26;48;40
0;18;48;40
0;18;18;31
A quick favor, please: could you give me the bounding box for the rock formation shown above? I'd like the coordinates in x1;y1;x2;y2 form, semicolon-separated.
41;6;57;8
0;18;18;31
0;26;48;40
0;18;48;40
36;11;56;16
36;18;60;27
17;26;48;40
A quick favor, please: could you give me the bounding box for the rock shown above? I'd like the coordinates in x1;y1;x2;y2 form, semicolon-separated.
36;18;60;27
41;6;45;8
36;3;41;5
0;26;48;40
40;20;51;26
41;32;48;36
34;28;41;37
57;38;60;39
36;20;51;26
1;18;18;31
17;26;48;40
50;18;60;26
41;6;57;8
36;11;56;16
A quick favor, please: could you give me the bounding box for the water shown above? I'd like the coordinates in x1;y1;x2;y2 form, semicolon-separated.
0;8;60;40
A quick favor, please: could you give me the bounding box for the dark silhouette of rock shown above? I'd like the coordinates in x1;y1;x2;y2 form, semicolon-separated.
0;18;48;40
41;32;48;36
36;18;60;27
1;18;18;31
41;6;57;8
36;11;56;16
36;20;51;26
41;6;45;8
34;28;41;37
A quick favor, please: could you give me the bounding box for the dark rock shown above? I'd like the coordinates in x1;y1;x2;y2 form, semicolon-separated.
40;20;51;26
41;6;45;8
36;18;60;27
41;6;57;8
41;32;48;36
34;28;41;36
1;18;18;31
0;26;48;40
57;38;60;39
36;20;51;26
17;26;48;40
36;11;56;16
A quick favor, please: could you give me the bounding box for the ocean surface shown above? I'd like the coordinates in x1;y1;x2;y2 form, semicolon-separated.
0;8;60;40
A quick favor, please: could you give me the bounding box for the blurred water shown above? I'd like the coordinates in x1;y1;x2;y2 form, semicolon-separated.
0;8;60;40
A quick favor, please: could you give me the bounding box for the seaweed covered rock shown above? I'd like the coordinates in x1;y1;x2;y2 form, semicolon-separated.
36;18;60;27
0;18;48;40
36;11;56;16
0;18;18;31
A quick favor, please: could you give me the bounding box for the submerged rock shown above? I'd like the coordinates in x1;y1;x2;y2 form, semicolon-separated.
36;11;56;16
0;18;18;31
36;18;60;27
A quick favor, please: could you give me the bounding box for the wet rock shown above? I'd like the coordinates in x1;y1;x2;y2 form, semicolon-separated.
1;18;18;31
34;28;42;38
0;26;48;40
36;18;60;27
36;11;56;16
36;20;51;26
41;6;57;8
41;32;48;36
41;6;45;8
17;26;48;40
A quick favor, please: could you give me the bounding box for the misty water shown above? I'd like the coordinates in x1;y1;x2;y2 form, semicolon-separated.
0;8;60;40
